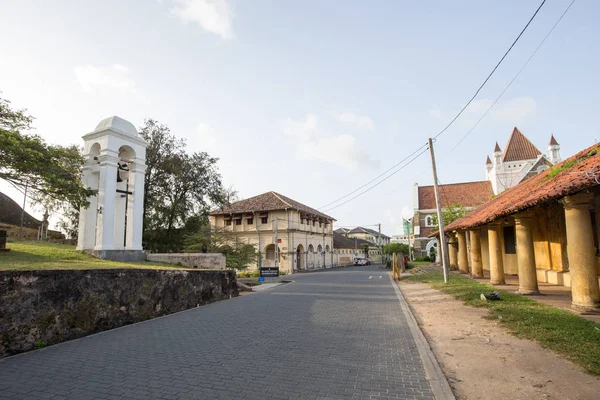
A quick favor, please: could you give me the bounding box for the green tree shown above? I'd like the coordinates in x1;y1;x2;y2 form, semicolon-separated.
184;225;257;270
383;242;409;256
430;203;469;229
0;95;95;207
139;119;227;252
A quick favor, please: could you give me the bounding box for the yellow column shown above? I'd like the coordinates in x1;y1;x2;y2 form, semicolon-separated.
561;193;600;310
487;223;505;285
448;233;458;270
457;230;469;274
469;228;484;278
514;213;540;295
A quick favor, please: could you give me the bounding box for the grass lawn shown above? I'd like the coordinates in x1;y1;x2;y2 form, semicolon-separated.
407;261;432;269
0;241;189;271
405;272;600;376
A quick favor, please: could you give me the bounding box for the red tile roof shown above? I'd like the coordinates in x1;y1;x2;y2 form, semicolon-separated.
441;143;600;233
210;191;335;220
549;134;559;146
417;181;494;210
502;127;542;162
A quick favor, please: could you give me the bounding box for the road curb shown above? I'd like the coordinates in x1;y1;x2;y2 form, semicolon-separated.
388;274;456;400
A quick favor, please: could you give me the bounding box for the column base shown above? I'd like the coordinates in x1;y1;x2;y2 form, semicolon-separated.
517;288;541;295
490;280;505;285
571;302;600;313
471;274;484;279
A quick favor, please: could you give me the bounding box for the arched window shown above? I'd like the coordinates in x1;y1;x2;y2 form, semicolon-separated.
317;245;323;254
308;244;314;253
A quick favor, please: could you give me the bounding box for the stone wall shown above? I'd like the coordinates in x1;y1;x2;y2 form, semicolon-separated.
0;269;238;358
147;253;226;269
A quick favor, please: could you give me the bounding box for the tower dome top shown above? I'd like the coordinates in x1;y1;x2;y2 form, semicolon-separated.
95;116;138;137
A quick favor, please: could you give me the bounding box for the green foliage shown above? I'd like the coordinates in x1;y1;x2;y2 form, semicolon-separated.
139;119;227;252
0;95;96;208
430;204;469;229
382;242;409;256
237;270;261;278
34;340;47;349
184;225;258;270
547;159;577;179
406;272;600;375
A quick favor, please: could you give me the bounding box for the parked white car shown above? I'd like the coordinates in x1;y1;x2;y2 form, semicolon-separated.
353;258;371;266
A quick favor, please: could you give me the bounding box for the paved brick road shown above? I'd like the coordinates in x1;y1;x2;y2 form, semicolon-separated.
0;266;435;400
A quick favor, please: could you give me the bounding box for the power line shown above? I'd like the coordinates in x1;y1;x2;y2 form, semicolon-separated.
432;0;547;140
447;0;576;153
318;143;428;210
322;146;429;213
318;1;547;212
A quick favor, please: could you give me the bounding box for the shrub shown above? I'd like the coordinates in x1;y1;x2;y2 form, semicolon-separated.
423;256;432;262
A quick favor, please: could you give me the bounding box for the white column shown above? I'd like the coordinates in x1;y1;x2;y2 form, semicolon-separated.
125;162;146;250
77;165;97;250
95;155;118;250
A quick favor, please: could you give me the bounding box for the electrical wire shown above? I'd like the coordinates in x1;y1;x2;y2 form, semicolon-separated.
318;0;547;212
322;146;429;213
432;0;547;140
318;143;428;210
447;0;576;152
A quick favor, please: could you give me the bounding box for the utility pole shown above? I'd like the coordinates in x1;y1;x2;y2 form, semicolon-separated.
274;217;279;270
428;138;450;283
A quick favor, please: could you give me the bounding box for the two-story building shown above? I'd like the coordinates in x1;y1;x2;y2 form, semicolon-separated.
334;226;390;263
412;181;494;258
209;191;335;273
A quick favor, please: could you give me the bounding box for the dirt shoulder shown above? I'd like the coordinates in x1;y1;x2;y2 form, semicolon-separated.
399;280;600;400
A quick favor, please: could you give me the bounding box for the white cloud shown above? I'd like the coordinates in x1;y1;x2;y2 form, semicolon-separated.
194;122;217;151
429;96;536;124
283;113;376;171
170;0;234;40
334;112;374;130
73;64;146;101
489;96;536;122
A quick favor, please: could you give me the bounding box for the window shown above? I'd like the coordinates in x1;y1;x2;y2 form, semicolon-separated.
261;217;268;224
319;222;322;228
225;220;232;226
425;216;433;227
301;218;304;224
312;220;315;226
235;219;242;225
503;226;516;254
247;218;253;225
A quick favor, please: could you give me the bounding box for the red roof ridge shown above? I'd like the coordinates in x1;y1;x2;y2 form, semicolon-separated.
418;180;491;189
439;142;600;234
502;127;542;162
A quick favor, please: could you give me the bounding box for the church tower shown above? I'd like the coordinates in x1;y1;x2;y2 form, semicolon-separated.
548;135;561;164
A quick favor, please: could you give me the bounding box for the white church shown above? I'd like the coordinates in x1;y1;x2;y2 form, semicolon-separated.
485;127;561;195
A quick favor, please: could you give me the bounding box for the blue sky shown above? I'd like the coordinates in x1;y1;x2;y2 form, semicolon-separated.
1;0;597;235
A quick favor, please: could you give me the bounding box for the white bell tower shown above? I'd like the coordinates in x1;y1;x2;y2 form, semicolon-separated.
76;116;147;260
